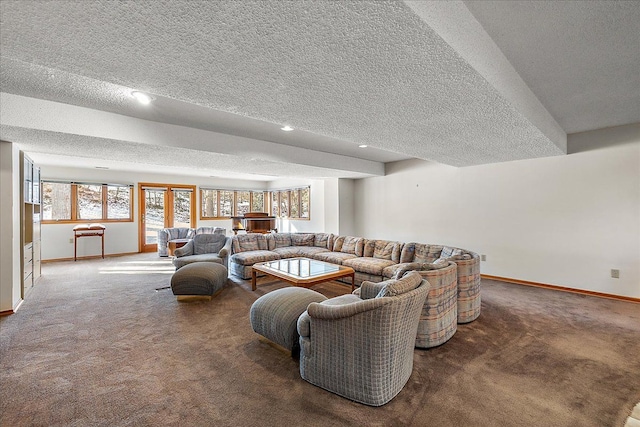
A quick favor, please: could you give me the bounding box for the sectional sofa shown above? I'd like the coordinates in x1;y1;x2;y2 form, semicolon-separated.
230;232;481;326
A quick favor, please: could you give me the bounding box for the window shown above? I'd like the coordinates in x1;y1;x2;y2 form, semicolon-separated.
201;189;218;218
43;182;71;221
77;184;102;220
236;191;251;216
42;181;132;223
251;192;264;213
200;189;268;219
266;186;310;220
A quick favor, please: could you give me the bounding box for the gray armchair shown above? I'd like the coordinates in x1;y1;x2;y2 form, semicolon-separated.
157;227;195;257
297;272;430;406
172;234;232;270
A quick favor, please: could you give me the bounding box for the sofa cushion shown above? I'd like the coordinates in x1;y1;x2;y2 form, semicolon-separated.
194;234;226;255
363;239;402;262
388;260;450;280
313;233;333;249
173;253;225;270
295;247;330;257
230;250;280;266
232;234;267;253
291;233;315;246
441;246;463;258
272;247;304;258
400;243;443;264
343;257;397;276
376;271;422;297
271;233;292;249
313;251;358;265
336;236;364;256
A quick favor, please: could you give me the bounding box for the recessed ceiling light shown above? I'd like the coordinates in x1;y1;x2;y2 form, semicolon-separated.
131;91;152;105
281;125;294;132
359;144;368;148
95;166;110;169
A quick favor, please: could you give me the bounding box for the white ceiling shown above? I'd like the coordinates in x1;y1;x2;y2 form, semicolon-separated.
0;0;638;180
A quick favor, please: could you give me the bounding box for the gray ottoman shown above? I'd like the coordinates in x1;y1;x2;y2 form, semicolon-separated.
170;262;228;301
250;287;328;356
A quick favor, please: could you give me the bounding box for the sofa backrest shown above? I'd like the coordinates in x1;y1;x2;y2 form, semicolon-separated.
400;243;444;264
363;239;403;263
290;233;315;247
166;227;194;240
196;226;225;235
333;236;364;256
232;233;268;253
194;233;227;255
313;233;333;249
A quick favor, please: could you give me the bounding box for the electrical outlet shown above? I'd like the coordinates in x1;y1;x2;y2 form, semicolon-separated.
481;254;486;262
611;269;620;279
69;238;73;244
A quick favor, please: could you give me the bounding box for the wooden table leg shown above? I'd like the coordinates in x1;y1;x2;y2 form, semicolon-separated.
252;269;257;291
351;273;355;292
101;233;105;259
74;234;77;261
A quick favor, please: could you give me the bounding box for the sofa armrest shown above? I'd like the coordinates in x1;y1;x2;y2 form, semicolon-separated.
174;241;194;258
307;297;391;320
297;311;311;338
218;237;232;258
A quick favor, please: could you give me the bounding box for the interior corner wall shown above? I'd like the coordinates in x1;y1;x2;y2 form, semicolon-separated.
354;124;640;299
0;141;22;312
323;178;339;235
338;178;356;236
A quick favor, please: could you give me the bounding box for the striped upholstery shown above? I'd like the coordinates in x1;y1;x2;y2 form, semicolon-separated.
170;262;227;297
250;287;327;353
453;254;481;323
342;257;397;276
298;276;430;406
363;239;403;263
230;250;280;266
413;262;458;348
312;251;357;265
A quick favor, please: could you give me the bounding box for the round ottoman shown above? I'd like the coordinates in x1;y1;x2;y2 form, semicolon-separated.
250;287;327;356
170;262;228;301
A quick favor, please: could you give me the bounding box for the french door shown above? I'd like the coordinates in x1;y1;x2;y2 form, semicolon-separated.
138;183;196;252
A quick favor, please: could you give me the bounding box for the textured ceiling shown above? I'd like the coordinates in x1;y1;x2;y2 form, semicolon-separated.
464;0;640;134
0;0;636;179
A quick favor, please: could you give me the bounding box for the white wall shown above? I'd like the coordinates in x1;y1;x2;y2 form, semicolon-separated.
354;124;640;298
0;142;23;312
323;178;339;234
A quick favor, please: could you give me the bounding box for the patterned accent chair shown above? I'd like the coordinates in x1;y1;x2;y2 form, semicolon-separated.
172;234;232;270
157;227;195;257
297;272;430;406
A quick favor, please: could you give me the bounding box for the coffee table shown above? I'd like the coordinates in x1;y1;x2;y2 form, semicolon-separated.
251;257;355;292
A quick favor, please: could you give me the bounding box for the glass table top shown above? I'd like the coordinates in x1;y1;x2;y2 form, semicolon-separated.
259;257;341;278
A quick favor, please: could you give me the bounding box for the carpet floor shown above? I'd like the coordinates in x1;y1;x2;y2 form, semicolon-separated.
1;253;639;426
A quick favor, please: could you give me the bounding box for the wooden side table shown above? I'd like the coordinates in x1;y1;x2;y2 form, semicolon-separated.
73;224;106;261
168;239;190;256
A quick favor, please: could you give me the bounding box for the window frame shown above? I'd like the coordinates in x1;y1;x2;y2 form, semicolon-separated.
199;189;269;220
42;181;134;224
266;186;310;220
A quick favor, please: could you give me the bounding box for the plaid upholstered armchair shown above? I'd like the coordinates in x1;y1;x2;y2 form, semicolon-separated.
297;272;430;406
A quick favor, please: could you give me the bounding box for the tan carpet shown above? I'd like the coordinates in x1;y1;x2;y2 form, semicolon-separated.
1;253;639;426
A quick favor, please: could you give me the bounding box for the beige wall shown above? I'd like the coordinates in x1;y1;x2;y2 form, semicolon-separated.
354;124;640;298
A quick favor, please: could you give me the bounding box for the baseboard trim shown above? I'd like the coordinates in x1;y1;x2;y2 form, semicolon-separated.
482;274;640;303
1;299;24;316
42;252;139;263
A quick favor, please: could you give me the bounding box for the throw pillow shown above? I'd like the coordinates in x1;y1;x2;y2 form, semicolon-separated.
440;246;463;258
291;233;314;246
